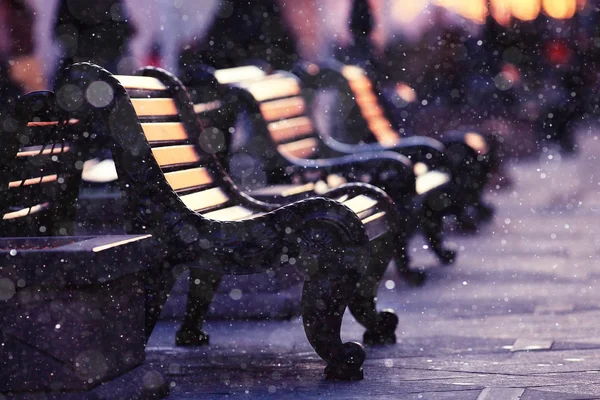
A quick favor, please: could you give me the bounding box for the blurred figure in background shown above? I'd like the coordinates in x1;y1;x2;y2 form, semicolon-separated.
0;0;43;100
54;0;137;183
53;0;136;76
179;0;298;73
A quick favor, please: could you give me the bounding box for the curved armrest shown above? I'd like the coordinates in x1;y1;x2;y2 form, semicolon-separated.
284;151;416;201
323;135;448;169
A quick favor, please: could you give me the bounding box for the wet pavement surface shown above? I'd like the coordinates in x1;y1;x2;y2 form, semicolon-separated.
146;132;600;399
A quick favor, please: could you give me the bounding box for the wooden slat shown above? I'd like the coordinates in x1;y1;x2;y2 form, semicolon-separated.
348;76;373;92
342;66;403;145
27;121;59;127
92;234;153;253
9;174;57;188
203;205;256;221
180;187;229;212
360;104;384;119
277;138;318;159
131;98;178;117
355;92;378;108
214;66;266;84
27;119;79;127
243;78;301;102
17;145;70;157
193;100;222;115
3;203;50;220
142;122;188;143
465;131;489;155
373;128;400;146
395;82;417;103
342;195;379;214
115;75;167;91
151;145;199;167
336;194;349;203
368;116;392;132
341;65;367;81
281;182;315;197
362;211;389;240
367;116;400;145
268;117;314;143
260;97;306;121
416;171;451;195
164;167;213;191
248;183;315;198
82;159;118;183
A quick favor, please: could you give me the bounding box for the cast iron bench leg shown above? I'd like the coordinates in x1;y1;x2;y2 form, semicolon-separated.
145;264;179;341
176;269;222;346
348;242;398;345
420;186;457;265
300;253;366;380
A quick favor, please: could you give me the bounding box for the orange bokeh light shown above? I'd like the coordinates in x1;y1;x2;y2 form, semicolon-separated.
542;0;577;19
490;0;512;25
432;0;487;23
510;0;542;21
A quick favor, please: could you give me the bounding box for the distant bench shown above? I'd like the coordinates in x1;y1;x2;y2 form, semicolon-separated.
184;65;460;269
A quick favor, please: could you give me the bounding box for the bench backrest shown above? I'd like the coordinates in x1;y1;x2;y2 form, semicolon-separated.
0;93;83;237
296;62;417;147
339;65;403;146
208;67;323;161
109;71;266;221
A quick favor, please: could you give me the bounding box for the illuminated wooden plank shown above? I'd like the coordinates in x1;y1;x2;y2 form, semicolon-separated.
131;98;178;117
268;117;314;143
343;195;379;214
9;174;58;188
465;131;488;155
142;122;188;142
277;138;318;159
361;211;388;240
361;104;384;119
416;171;451;195
3;202;49;220
115;75;167;91
193;100;222;114
164;167;213;191
281;182;315;197
260;97;306;121
203;205;255;221
17;145;70;157
82;159;118;183
180;187;229;212
92;234;153;253
27;119;79;127
243;77;301;102
151;145;199;167
341;65;367;81
215;66;266;84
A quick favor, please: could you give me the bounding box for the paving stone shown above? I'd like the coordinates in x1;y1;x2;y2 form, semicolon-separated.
521;388;597;400
477;388;525;400
511;339;554;352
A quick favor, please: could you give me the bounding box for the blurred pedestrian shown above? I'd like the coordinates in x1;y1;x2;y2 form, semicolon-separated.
179;0;298;73
53;0;136;75
0;0;42;100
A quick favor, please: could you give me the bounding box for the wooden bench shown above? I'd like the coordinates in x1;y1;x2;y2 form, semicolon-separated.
294;60;496;228
187;65;458;269
53;62;403;380
0;92;167;397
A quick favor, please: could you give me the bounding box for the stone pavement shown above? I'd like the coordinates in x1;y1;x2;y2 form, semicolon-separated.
145;132;600;399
